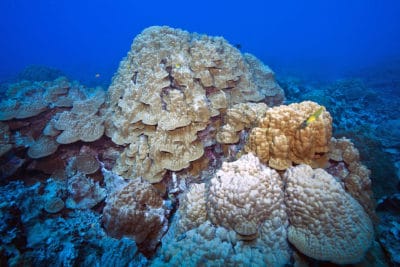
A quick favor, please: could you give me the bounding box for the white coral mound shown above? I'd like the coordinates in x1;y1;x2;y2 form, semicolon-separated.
208;153;285;238
284;164;374;264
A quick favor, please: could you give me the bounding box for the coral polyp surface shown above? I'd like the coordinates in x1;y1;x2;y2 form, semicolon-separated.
105;26;284;183
284;164;374;264
208;153;285;239
246;101;332;170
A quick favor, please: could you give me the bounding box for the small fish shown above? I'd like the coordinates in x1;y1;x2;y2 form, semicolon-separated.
299;106;324;129
175;63;181;69
95;73;101;78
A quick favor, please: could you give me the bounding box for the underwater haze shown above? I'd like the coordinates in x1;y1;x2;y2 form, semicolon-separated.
1;0;400;84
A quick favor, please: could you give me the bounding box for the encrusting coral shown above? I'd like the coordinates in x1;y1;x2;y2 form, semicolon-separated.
284;164;374;264
246;101;332;170
105;25;284;183
102;179;168;255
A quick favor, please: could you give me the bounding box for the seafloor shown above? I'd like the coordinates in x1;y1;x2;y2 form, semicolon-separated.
0;26;399;267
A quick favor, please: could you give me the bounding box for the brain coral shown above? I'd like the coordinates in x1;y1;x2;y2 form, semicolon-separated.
246;101;332;170
284;164;374;264
105;26;284;183
208;153;285;239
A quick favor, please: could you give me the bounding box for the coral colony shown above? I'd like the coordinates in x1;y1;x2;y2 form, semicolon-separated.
0;26;398;266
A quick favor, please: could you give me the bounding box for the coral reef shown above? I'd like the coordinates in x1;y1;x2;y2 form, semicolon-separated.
105;25;284;183
246;101;332;170
1;26;397;266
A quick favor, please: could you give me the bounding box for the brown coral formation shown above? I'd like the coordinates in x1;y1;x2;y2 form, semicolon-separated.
208;153;285;239
102;179;167;255
70;153;100;175
284;164;374;264
65;172;106;209
246;101;332;170
328;137;376;219
105;26;284;183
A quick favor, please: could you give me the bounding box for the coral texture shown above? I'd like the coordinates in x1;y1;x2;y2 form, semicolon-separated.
66;172;106;209
27;135;59;159
216;102;268;144
284;164;374;264
0;122;12;157
328;137;376;219
102;179;168;254
105;26;284;183
176;183;207;234
54;89;105;144
152;221;290;267
208;153;285;239
246;101;332;170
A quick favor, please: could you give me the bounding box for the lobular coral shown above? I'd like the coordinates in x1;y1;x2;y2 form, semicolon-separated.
105;26;284;183
208;153;285;239
102;178;168;255
152;220;291;267
246;101;332;170
176;183;207;234
284;164;374;264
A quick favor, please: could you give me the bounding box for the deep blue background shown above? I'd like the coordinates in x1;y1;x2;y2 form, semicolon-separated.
1;0;400;85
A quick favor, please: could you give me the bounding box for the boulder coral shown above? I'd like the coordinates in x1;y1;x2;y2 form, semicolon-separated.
208;153;285;240
246;101;332;170
105;26;284;183
166;152;375;265
284;164;374;264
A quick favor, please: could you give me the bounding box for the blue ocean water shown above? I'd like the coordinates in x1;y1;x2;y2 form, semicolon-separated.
0;0;400;266
1;0;400;84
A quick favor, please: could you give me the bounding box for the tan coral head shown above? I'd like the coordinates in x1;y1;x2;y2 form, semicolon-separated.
246;101;332;170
